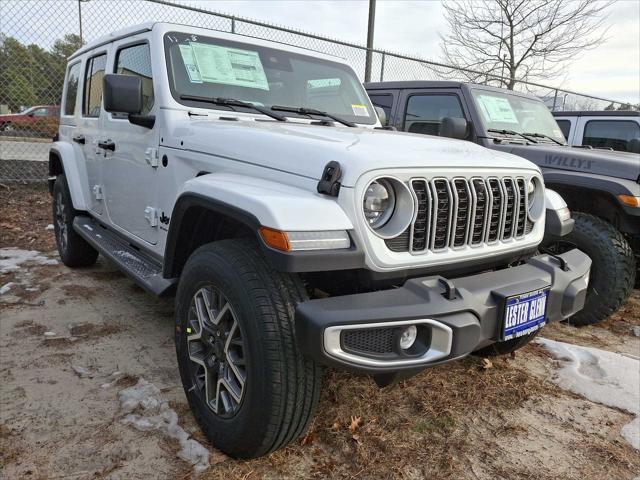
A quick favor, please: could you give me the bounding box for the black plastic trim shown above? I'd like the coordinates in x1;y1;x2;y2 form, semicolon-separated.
295;249;591;374
164;193;365;277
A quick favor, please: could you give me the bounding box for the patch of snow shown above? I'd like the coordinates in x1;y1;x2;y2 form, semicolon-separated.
0;282;14;295
43;331;57;337
633;326;640;338
537;338;640;449
119;378;211;472
45;224;54;230
0;248;58;274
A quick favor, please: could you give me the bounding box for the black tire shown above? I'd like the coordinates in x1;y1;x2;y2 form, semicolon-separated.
548;212;635;326
52;174;98;267
175;239;322;459
473;331;539;357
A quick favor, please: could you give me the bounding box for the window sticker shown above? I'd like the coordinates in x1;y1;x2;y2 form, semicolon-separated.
179;44;202;83
476;95;518;124
308;78;341;89
188;43;269;90
351;104;369;117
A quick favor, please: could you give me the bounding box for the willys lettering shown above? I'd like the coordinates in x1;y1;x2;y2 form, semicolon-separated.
544;154;593;170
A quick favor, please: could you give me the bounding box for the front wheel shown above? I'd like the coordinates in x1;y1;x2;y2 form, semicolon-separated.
544;212;635;326
175;239;322;459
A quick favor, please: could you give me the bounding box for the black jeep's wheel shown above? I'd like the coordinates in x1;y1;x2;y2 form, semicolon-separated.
52;174;98;267
175;239;322;459
473;331;539;357
545;212;635;326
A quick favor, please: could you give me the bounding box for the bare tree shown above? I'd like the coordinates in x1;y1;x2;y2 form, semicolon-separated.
440;0;613;89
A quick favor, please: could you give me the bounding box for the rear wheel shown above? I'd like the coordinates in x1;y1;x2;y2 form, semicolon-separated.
544;212;635;326
175;239;322;459
52;174;98;267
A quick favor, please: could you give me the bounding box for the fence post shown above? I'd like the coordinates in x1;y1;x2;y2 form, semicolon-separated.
552;89;558;111
379;52;385;81
78;0;83;43
231;17;236;33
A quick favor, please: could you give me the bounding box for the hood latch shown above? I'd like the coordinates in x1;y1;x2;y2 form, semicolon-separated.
317;161;342;197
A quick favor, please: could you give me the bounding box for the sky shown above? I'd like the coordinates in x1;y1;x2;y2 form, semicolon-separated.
177;0;640;103
2;0;639;103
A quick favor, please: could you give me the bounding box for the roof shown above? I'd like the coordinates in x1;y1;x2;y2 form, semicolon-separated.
363;80;541;101
364;80;465;90
68;22;347;65
552;110;640;117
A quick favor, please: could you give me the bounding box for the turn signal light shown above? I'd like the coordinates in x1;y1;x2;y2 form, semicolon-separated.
618;195;640;207
260;227;291;252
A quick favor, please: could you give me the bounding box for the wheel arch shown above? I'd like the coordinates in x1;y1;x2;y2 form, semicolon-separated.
547;182;625;230
163;194;261;278
48;142;91;211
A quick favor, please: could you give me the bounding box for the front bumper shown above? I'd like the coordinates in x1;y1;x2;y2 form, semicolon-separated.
296;248;591;374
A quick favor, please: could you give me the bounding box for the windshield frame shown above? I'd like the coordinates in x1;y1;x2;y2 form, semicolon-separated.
163;31;376;125
469;86;567;145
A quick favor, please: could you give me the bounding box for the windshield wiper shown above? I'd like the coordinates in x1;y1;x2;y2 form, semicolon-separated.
522;131;565;146
179;95;287;122
270;105;356;127
487;128;538;143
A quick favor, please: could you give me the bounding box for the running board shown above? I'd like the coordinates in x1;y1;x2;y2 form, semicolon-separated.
73;217;177;296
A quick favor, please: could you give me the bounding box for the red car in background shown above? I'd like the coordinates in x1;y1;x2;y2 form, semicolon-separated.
0;105;60;137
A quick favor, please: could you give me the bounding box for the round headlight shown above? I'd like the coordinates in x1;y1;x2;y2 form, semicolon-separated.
363;179;395;229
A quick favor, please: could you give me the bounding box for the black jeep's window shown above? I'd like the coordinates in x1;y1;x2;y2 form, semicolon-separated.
83;53;107;117
583;120;640;152
368;93;394;124
64;62;81;115
404;94;464;135
556;119;571;140
115;44;154;115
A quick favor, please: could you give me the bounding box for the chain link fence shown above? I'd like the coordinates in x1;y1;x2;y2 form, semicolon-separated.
1;0;636;182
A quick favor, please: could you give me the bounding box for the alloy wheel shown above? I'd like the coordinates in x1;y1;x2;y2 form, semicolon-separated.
186;286;247;417
55;192;68;253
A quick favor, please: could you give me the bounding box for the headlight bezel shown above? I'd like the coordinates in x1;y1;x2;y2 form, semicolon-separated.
361;176;415;239
526;176;545;221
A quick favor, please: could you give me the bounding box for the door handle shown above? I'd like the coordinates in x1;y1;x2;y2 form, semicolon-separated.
72;135;85;144
98;140;116;151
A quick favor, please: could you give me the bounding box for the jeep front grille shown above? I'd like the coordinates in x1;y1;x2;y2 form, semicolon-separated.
387;177;533;253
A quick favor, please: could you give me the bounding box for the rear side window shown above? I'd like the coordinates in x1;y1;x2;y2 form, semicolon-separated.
115;43;154;115
583;120;640;152
64;63;81;115
83;53;107;117
404;94;464;135
555;119;571;140
368;93;394;125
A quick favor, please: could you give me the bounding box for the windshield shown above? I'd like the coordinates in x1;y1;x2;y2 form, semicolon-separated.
470;88;566;143
164;32;375;125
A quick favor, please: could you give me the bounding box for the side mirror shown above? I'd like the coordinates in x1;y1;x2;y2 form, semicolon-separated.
628;138;640;154
103;74;142;114
440;117;469;140
374;106;387;126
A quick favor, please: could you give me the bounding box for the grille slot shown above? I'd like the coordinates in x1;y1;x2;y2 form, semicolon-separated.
502;178;517;239
385;176;537;253
342;328;397;355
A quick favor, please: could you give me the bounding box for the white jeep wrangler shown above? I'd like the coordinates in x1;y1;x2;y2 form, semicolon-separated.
49;22;591;459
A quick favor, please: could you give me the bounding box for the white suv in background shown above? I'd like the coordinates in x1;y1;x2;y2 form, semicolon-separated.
552;110;640;153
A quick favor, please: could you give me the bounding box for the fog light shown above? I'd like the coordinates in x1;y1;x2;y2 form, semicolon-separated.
399;325;418;350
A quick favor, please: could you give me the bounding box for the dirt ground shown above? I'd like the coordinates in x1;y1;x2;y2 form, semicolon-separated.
1;184;639;480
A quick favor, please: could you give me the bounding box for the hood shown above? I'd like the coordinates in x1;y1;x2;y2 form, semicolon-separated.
492;143;640;181
170;118;539;187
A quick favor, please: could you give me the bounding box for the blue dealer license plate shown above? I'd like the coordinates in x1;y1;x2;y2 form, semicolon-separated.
502;287;550;340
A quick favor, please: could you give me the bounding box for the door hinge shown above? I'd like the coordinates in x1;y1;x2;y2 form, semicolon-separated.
144;206;159;227
93;185;104;200
145;148;159;168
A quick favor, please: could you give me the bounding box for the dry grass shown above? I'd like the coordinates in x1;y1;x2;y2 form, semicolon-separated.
0;183;55;252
